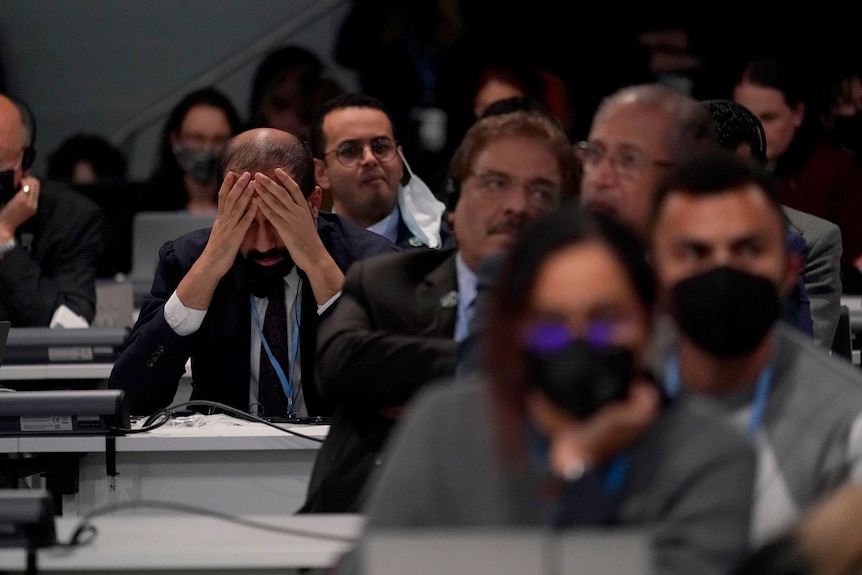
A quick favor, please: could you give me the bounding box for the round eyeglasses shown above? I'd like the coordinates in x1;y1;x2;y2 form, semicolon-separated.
323;137;398;168
575;141;673;179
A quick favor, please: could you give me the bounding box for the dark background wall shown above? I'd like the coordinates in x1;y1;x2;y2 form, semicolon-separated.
0;1;855;180
0;0;358;178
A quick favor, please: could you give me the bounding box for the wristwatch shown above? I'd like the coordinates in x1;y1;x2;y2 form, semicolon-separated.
0;237;16;255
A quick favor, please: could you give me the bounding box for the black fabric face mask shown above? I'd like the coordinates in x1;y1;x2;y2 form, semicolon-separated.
525;335;634;419
671;266;780;357
173;145;220;183
0;170;16;205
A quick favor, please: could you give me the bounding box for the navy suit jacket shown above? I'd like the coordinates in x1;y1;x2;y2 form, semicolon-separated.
108;212;399;416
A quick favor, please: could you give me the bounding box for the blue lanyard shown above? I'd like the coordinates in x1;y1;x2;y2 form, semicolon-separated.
249;285;302;414
529;425;629;495
664;354;773;435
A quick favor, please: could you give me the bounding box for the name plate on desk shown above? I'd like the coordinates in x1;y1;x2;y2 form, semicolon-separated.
3;327;128;365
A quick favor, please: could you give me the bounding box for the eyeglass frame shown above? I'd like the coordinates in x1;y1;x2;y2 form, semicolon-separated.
465;169;561;210
574;140;673;178
321;136;399;168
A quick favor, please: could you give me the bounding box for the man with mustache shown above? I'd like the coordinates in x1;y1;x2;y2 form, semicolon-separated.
109;128;398;416
299;109;579;514
310;92;454;250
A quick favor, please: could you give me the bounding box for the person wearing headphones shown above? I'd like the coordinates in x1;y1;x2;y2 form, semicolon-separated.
299;108;579;514
0;93;103;327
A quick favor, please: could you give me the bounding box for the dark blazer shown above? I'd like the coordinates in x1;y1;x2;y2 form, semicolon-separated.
300;246;460;513
108;212;398;416
0;181;103;326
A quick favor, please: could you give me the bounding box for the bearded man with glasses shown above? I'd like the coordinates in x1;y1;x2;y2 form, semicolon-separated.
310;92;454;250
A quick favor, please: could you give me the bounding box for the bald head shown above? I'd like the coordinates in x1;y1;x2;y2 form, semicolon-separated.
594;84;719;161
0;94;27;171
222;128;316;198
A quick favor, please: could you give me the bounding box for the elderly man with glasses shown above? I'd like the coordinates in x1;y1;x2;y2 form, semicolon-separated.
577;83;719;241
299;108;580;514
310;92;454;250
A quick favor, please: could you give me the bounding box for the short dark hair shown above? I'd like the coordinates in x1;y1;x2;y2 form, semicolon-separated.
308;92;397;157
701;99;768;165
650;150;785;234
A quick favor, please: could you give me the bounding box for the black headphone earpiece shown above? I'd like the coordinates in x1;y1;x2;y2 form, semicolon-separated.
7;95;37;171
445;175;460;212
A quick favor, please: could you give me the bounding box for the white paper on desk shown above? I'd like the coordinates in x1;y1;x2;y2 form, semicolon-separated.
49;304;89;328
139;414;329;438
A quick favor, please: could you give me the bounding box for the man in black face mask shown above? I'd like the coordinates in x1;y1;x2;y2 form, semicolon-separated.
650;150;862;547
0;93;103;326
109;128;398;417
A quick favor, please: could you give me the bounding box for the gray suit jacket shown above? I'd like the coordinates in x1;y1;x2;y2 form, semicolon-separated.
649;320;862;543
783;205;843;349
715;324;862;542
340;377;756;575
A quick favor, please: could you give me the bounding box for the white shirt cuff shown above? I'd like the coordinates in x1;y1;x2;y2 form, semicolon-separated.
317;290;342;315
164;291;207;336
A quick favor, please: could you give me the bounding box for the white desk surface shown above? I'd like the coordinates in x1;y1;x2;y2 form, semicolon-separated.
0;513;363;573
6;415;327;517
11;414;328;453
0;360;193;382
0;363;114;381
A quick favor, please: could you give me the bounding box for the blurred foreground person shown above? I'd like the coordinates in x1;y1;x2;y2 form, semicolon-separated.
338;202;756;575
734;483;862;575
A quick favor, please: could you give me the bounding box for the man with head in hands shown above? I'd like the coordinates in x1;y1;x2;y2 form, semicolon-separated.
109;128;398;417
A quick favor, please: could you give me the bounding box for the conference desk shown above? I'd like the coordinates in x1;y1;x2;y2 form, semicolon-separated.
0;364;115;392
0;513;362;574
6;415;326;517
0;362;194;402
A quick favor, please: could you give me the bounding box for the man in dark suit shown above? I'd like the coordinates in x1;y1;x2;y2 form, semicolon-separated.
0;93;103;326
109;128;398;416
299;109;580;513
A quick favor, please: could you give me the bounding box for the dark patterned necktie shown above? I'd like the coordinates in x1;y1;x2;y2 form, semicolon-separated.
258;281;289;417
